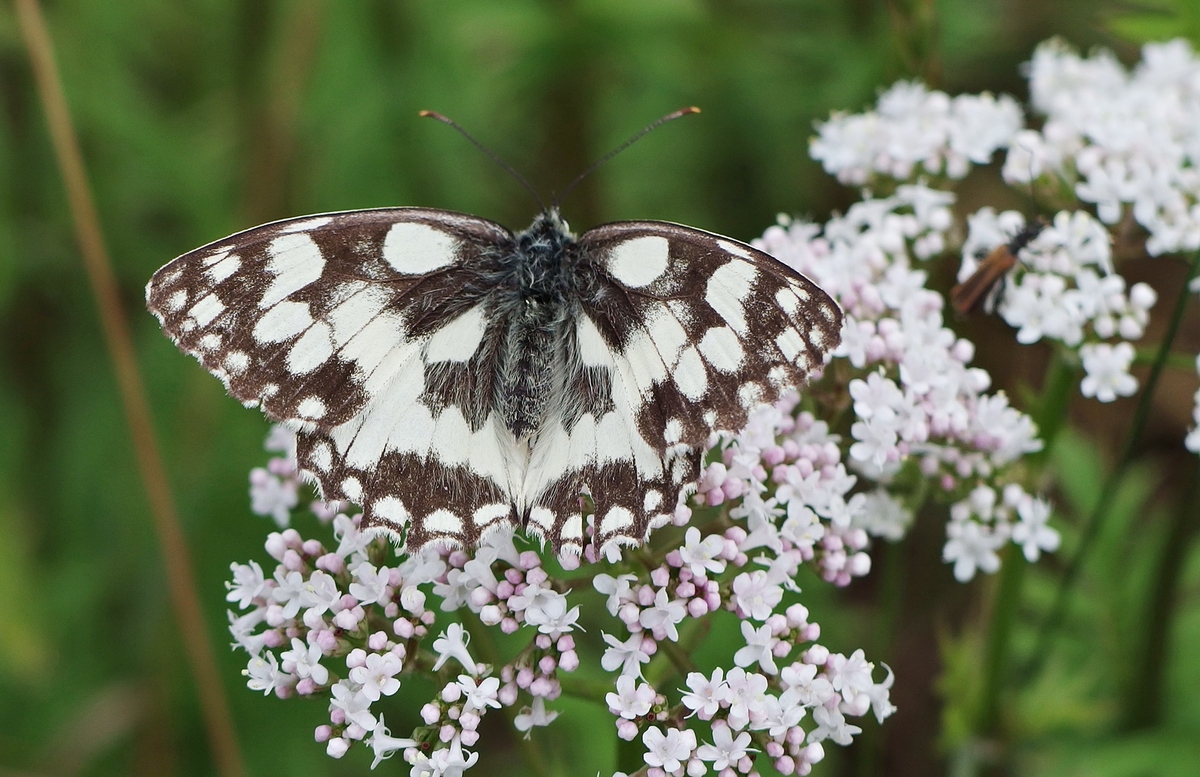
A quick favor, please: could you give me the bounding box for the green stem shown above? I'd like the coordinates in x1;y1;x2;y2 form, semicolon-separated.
1025;250;1200;680
1120;461;1200;730
975;348;1074;747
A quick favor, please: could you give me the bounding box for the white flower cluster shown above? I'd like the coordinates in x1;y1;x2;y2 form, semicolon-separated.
230;423;897;776
754;187;1049;578
1009;38;1200;256
810;81;1023;185
958;207;1157;402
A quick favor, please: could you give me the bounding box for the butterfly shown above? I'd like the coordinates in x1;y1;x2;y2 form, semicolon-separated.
950;218;1047;315
147;199;841;560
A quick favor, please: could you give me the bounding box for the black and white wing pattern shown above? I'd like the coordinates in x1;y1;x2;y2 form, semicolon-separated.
523;222;841;553
147;207;842;557
147;209;526;550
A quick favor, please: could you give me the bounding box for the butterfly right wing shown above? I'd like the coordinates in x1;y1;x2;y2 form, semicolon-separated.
521;221;842;556
146;208;523;550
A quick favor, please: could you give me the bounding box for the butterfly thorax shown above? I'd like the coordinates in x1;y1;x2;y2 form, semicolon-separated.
483;209;591;442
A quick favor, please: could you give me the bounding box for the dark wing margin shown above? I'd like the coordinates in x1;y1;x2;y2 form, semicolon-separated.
521;221;843;555
146;208;521;551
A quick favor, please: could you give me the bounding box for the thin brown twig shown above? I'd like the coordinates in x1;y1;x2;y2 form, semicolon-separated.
13;3;246;776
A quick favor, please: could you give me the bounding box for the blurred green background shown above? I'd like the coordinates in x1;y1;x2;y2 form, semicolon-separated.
3;1;1200;776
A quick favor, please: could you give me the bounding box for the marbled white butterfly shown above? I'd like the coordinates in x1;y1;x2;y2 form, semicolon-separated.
146;119;843;559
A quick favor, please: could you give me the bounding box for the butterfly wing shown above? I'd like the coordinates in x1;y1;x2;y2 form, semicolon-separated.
521;221;843;554
146;208;523;550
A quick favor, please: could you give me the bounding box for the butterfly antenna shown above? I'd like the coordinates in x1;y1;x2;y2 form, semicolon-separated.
419;110;545;210
555;106;701;208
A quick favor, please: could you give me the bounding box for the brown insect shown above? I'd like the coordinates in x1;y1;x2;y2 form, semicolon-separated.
949;219;1046;315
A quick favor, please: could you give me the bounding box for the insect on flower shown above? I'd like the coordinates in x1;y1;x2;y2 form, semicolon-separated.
950;218;1046;315
146;109;842;560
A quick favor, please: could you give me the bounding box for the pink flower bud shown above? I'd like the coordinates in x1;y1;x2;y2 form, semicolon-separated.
535;634;551;650
315;553;344;573
420;611;436;625
501;617;519;634
439;724;456;742
650;567;670;588
766;741;784;757
499;682;518;706
706;487;726;506
314;725;332;743
687;597;708;618
295;678;315;695
516;667;534;689
325;737;348;758
448;550;468;568
346;648;367;668
368;631;388;650
529;677;552;697
775;756;796;774
460;728;480;746
262;629;285;648
421;703;441;724
665;550;683;568
469;587;493;608
526;567;548;586
616;719;639;740
301;539;322;557
504;568;523;585
559;650;579;672
495;580;515;599
556;635;575;652
519;551;541;570
637;585;656;607
538;655;557;674
394;618;414;639
282;549;304;571
763;445;786;466
676;581;696;599
459;711;480;731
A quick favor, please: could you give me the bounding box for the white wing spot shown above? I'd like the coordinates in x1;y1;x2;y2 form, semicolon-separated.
561;514;583;541
383;222;458;274
425;509;463;536
374;496;409;527
528;507;554;532
310;441;333;471
738;381;764;410
262;233;325;309
607;235;670;288
577;315;615;368
599;506;634;535
705;269;750;333
224;351;249;374
646;307;688;367
278;216;332;234
166;289;188;312
287;321;334;374
425;306;487;363
776;328;804;362
644;490;663;512
717;239;753;259
698;326;744;372
198;333;222;351
664;418;683;444
473;504;510;527
206;254;241;284
775;287;800;317
297;396;327;419
188;293;224;327
342;477;363;501
673;346;708;400
254;300;313;343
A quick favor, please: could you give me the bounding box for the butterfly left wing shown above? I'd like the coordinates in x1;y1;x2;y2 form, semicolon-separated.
520;221;843;554
146;208;524;551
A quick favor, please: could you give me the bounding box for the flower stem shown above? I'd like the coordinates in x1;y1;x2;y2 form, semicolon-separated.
1024;250;1200;680
14;3;246;775
974;347;1074;748
1120;460;1200;730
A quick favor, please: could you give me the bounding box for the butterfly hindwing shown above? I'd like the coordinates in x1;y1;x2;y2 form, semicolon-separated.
146;208;521;549
521;221;843;552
